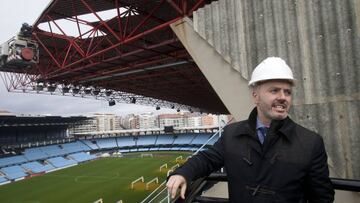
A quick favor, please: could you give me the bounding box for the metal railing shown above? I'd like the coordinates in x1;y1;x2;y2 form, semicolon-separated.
140;126;225;203
176;172;360;203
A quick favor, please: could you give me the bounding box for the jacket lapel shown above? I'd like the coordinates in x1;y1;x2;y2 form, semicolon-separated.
233;108;295;155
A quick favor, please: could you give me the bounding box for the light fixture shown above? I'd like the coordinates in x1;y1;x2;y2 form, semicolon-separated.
108;99;116;106
35;82;44;91
92;88;100;96
62;86;70;93
72;87;80;94
84;88;92;94
105;90;112;97
47;84;56;92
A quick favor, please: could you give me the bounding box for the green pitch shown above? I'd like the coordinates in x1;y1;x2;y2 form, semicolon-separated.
0;151;190;203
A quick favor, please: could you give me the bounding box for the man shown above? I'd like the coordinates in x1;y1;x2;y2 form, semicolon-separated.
166;57;334;202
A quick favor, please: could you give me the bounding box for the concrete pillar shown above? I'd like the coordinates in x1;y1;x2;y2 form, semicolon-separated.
171;17;253;121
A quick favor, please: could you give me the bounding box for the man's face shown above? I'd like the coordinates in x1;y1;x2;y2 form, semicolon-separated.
252;80;293;125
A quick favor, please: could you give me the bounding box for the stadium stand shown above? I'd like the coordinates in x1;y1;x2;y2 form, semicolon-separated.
159;147;172;151
173;134;195;145
191;133;212;145
0;132;218;186
179;146;198;151
68;152;97;163
96;138;118;149
60;141;91;154
23;148;49;161
0;175;9;185
137;147;150;152
119;149;130;153
171;147;182;151
0;155;28;167
155;134;175;145
80;140;100;150
41;145;68;157
21;161;55;173
46;157;77;168
136;135;156;146
0;165;27;180
116;137;136;148
206;134;219;145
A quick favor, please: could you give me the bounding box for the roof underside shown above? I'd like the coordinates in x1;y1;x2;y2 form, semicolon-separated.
8;0;227;114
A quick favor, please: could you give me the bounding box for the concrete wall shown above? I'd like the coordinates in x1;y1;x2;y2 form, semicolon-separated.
192;0;360;179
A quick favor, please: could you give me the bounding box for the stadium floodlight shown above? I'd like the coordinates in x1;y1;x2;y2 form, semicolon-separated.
47;84;56;92
35;82;44;91
62;86;70;93
84;87;92;94
105;90;112;97
72;86;80;94
92;88;100;96
109;99;116;106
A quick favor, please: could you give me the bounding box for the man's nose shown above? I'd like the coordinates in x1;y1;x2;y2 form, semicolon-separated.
278;91;286;100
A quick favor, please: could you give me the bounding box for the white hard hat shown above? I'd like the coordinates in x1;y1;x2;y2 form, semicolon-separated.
248;57;294;86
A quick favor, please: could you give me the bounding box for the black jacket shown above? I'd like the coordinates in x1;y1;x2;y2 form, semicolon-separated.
173;108;334;202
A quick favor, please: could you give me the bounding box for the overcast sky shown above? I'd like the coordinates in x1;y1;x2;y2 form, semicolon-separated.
0;0;173;116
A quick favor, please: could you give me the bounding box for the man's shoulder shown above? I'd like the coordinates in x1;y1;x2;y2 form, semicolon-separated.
223;120;249;136
225;120;248;129
291;121;323;142
226;120;247;128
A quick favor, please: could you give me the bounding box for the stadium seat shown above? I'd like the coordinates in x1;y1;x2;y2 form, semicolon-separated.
46;157;77;168
21;161;54;173
68;152;97;163
0;155;28;167
0;165;27;180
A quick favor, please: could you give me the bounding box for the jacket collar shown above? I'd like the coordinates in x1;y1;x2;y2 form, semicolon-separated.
235;107;295;142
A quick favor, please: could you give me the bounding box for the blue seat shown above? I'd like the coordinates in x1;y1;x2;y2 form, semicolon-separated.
46;157;77;168
21;161;54;173
191;133;212;145
24;148;49;161
96;138;117;149
68;152;96;163
61;141;91;153
0;176;9;184
117;137;136;147
173;134;195;145
1;165;27;180
137;135;156;146
0;155;28;167
156;135;175;145
80;140;99;150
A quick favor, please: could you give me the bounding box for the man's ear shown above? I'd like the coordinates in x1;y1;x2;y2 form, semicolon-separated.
251;89;258;103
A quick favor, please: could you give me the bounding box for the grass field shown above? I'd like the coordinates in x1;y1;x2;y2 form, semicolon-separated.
0;151;190;203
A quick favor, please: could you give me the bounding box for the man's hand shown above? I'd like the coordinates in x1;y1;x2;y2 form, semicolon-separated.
166;175;187;199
